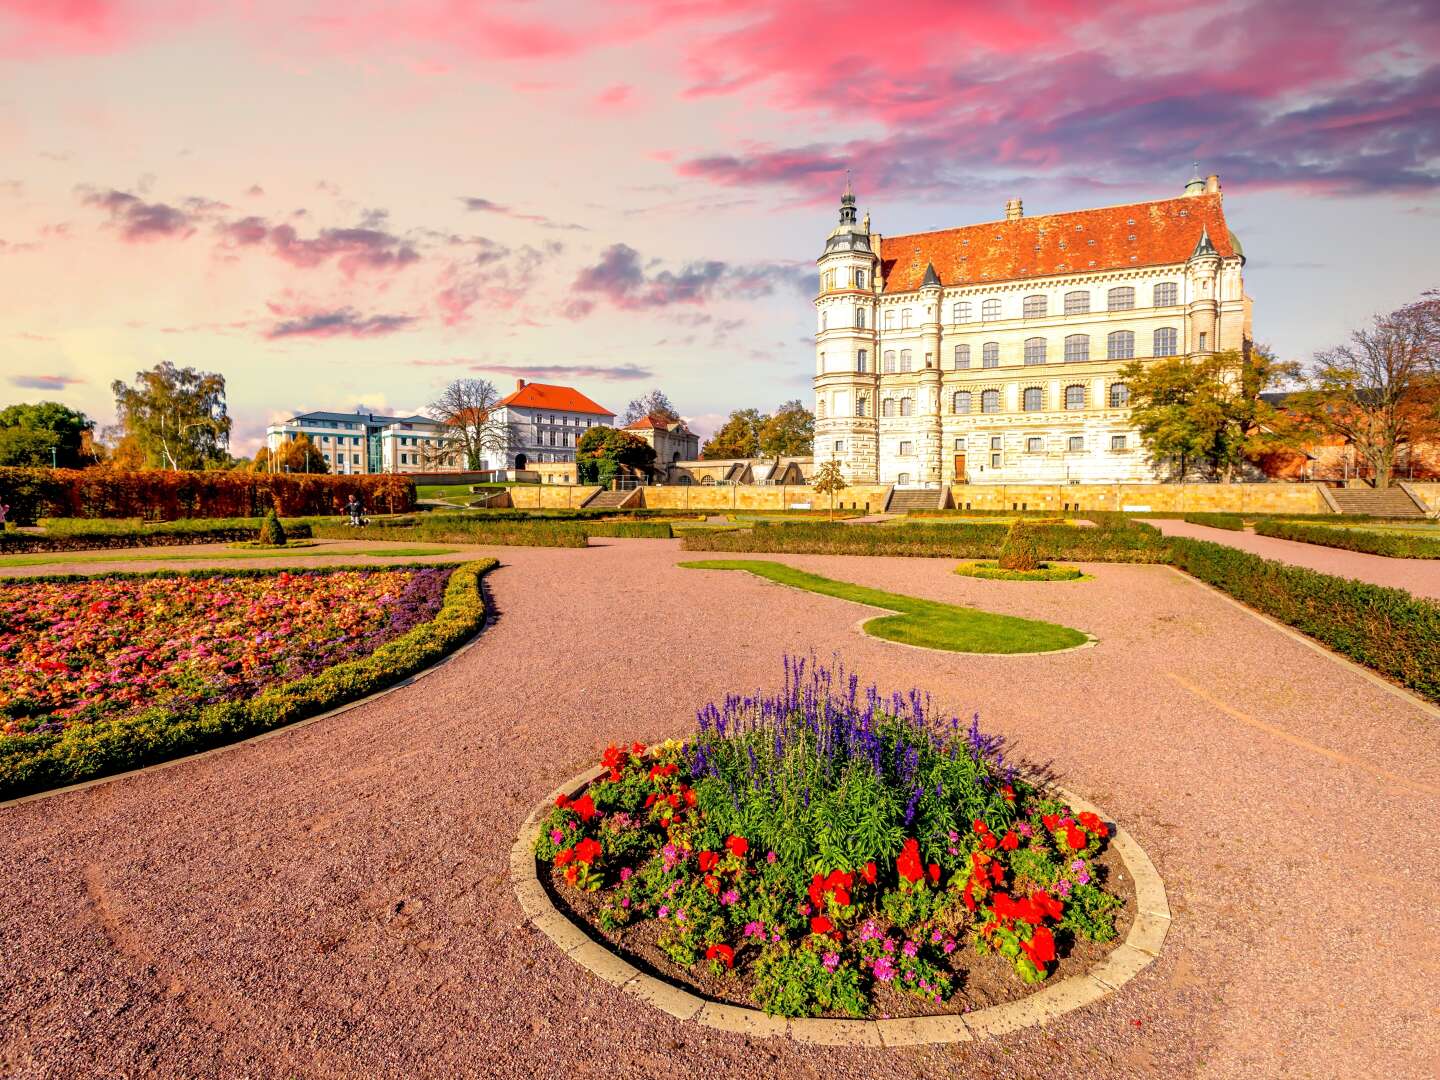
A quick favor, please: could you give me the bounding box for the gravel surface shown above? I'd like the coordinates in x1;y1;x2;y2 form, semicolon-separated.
2;538;1437;1079
1152;519;1440;599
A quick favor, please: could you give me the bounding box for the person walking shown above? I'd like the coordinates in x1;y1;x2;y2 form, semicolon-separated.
345;494;365;527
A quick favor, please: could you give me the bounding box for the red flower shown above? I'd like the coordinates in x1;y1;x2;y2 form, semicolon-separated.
1001;784;1016;802
555;794;571;809
963;879;978;911
927;863;941;883
1042;813;1060;832
726;835;749;858
574;837;602;865
1000;831;1020;850
862;861;877;884
808;873;826;908
698;850;719;872
683;789;697;807
810;916;833;935
704;875;720;894
896;839;923;884
971;818;988;835
1065;826;1087;850
981;833;998;850
665;793;680;809
1020;925;1056;968
1031;890;1064;921
1078;811;1109;837
631;741;646;754
644;793;656;808
706;943;734;969
554;848;574;866
572;793;597;822
563;865;578;885
990;862;1004;885
601;744;623;769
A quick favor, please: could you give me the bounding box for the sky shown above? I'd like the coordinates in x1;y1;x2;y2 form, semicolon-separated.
0;0;1437;454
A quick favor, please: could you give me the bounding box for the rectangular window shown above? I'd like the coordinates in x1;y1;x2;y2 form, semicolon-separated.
857;349;868;372
901;309;913;328
954;344;970;369
1111;435;1127;451
883;351;896;374
1024;338;1047;365
1068;435;1085;452
1199;331;1208;351
990;453;1001;468
855;308;866;328
834;440;846;452
1064;334;1090;363
899;349;912;372
981;298;1001;320
1026;437;1043;453
1154;281;1178;306
1107;286;1135;311
1064;291;1089;315
1022;295;1047;319
982;342;1000;368
954;301;972;322
990;436;1002;450
954;437;966;450
899;441;913;456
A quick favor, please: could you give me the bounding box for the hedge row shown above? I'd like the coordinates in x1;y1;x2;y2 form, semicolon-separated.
0;467;416;525
1182;512;1245;531
1253;519;1440;559
0;517;315;553
1169;539;1440;702
313;517;591;548
0;559;496;800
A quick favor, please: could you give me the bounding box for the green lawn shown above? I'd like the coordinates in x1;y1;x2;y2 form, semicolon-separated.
0;545;461;568
679;559;1089;654
1280;520;1440;538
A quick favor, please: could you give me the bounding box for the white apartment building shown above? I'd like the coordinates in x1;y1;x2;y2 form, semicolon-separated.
264;410;462;475
488;380;615;469
813;173;1253;486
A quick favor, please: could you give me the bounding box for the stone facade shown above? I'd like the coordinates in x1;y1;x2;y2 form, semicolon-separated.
624;413;700;465
813;175;1253;487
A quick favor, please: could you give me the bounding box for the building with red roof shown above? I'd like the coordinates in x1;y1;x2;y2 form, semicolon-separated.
812;172;1253;486
622;412;700;464
489;379;615;470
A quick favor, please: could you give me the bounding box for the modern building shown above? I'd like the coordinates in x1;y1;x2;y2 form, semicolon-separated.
489;379;615;469
624;413;700;466
813;172;1252;486
264;410;462;474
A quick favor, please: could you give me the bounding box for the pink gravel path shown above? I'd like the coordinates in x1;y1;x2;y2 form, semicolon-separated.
2;539;1437;1079
1152;519;1440;599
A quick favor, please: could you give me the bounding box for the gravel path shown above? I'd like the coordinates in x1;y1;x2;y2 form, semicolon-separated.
1151;519;1440;599
2;539;1437;1079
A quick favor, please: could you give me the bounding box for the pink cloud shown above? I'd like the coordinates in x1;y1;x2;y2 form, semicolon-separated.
263;299;415;340
594;83;634;110
0;0;205;58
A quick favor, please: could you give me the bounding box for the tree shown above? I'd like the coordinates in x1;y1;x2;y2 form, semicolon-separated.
701;408;765;459
252;434;329;474
619;388;680;427
426;377;511;470
759;399;815;457
1121;348;1298;481
0;401;97;468
111;362;231;470
575;425;656;485
811;459;848;520
1283;294;1440;487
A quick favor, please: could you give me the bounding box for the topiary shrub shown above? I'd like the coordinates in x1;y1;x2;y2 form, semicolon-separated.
997;522;1042;571
257;510;287;547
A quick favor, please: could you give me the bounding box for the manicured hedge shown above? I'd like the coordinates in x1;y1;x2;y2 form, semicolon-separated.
1254;519;1440;558
1182;512;1245;531
313;517;591;548
0;517;315;553
583;521;674;539
1169;538;1440;702
0;559;496;800
0;467;416;525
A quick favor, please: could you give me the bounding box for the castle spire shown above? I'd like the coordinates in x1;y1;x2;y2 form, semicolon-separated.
839;172;857;226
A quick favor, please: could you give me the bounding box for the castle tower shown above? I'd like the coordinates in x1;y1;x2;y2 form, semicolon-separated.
1186;224;1222;355
917;261;944;486
813;178;879;482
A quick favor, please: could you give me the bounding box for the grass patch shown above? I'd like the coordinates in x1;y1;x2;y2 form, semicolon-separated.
1255;519;1440;557
1181;512;1244;531
679;559;1088;654
954;562;1087;581
0;544;462;568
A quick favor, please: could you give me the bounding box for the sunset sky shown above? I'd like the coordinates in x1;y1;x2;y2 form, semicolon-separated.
1;0;1436;452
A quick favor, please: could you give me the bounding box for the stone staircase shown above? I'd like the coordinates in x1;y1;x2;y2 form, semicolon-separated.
884;487;947;514
583;488;640;510
1326;485;1426;518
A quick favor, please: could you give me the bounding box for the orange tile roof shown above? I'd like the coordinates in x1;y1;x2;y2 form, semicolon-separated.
624;412;690;432
494;382;614;416
879;193;1235;293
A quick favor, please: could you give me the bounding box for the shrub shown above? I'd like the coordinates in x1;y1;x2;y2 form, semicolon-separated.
1182;512;1244;531
1253;519;1440;558
0;517;314;553
257;510;287;546
954;562;1085;582
312;517;590;548
997;523;1042;571
582;521;673;539
1169;538;1440;702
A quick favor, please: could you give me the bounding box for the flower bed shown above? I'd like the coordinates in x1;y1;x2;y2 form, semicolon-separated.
0;560;495;798
953;561;1086;581
533;660;1130;1018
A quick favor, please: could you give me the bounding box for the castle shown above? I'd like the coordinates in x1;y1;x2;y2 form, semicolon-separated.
812;174;1252;486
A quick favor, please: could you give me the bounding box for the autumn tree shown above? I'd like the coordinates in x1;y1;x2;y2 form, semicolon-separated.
619;388;680;427
252;433;329;474
1283;293;1440;487
0;402;97;468
759;399;815;456
701;408;765;459
111;362;231;470
426;377;512;470
811;459;848;520
575;425;656;485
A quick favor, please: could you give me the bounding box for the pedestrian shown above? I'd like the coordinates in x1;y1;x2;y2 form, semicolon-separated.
346;494;365;527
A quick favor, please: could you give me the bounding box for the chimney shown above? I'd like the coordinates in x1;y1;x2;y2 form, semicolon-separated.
1205;173;1221;194
1005;197;1023;221
516;378;526;390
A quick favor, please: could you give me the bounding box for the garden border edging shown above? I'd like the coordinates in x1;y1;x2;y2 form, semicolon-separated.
510;760;1170;1044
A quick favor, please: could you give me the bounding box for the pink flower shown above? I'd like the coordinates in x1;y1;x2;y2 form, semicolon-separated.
902;940;918;958
720;889;739;906
744;921;763;937
822;952;840;972
873;957;897;982
766;851;777;864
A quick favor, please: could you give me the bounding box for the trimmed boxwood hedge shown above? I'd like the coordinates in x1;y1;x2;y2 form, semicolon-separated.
1169;538;1440;702
1;517;315;553
1182;512;1245;531
0;558;496;801
1254;519;1440;559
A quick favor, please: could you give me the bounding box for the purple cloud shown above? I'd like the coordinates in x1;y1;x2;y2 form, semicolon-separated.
10;373;84;390
264;305;416;339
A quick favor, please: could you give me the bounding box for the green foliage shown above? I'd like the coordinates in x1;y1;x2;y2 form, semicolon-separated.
0;517;314;554
954;561;1085;581
700;401;816;459
1059;883;1123;944
581;521;673;539
700;408;765;459
1182;512;1244;530
312;516;591;548
0;559;495;799
1254;518;1440;558
997;522;1042;571
0;402;97;468
257;510;287;546
111;361;232;471
575;426;656;484
752;942;867;1018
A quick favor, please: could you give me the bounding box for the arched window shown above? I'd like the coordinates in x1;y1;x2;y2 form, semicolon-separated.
1064;384;1086;410
1109;382;1130;408
954;344;971;369
817;400;827;419
1107;286;1135;311
981;389;1001;414
901;308;913;329
822;270;833;291
899;396;914;417
883;350;897;373
1023;337;1047;365
1154;327;1179;357
856;395;868;417
981;297;1001;320
882;397;896;417
1064;290;1090;315
1022;386;1044;412
982;342;1000;368
953;301;972;322
1064;334;1089;362
884;310;895;330
899;349;913;372
1107;330;1135;359
1153;281;1177;306
1023;295;1047;318
819;311;827;331
701;475;716;485
855;307;867;328
953;390;972;414
856;349;868;372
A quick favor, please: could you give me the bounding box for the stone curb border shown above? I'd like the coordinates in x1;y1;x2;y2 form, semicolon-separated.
510;762;1169;1044
853;618;1100;658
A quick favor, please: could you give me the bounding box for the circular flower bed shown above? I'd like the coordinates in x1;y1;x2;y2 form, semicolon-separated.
954;561;1086;582
534;659;1129;1019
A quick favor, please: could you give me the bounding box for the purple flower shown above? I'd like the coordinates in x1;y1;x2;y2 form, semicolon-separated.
720;889;739;906
873;957;897;982
902;940;918;958
822;952;840;973
657;905;669;919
